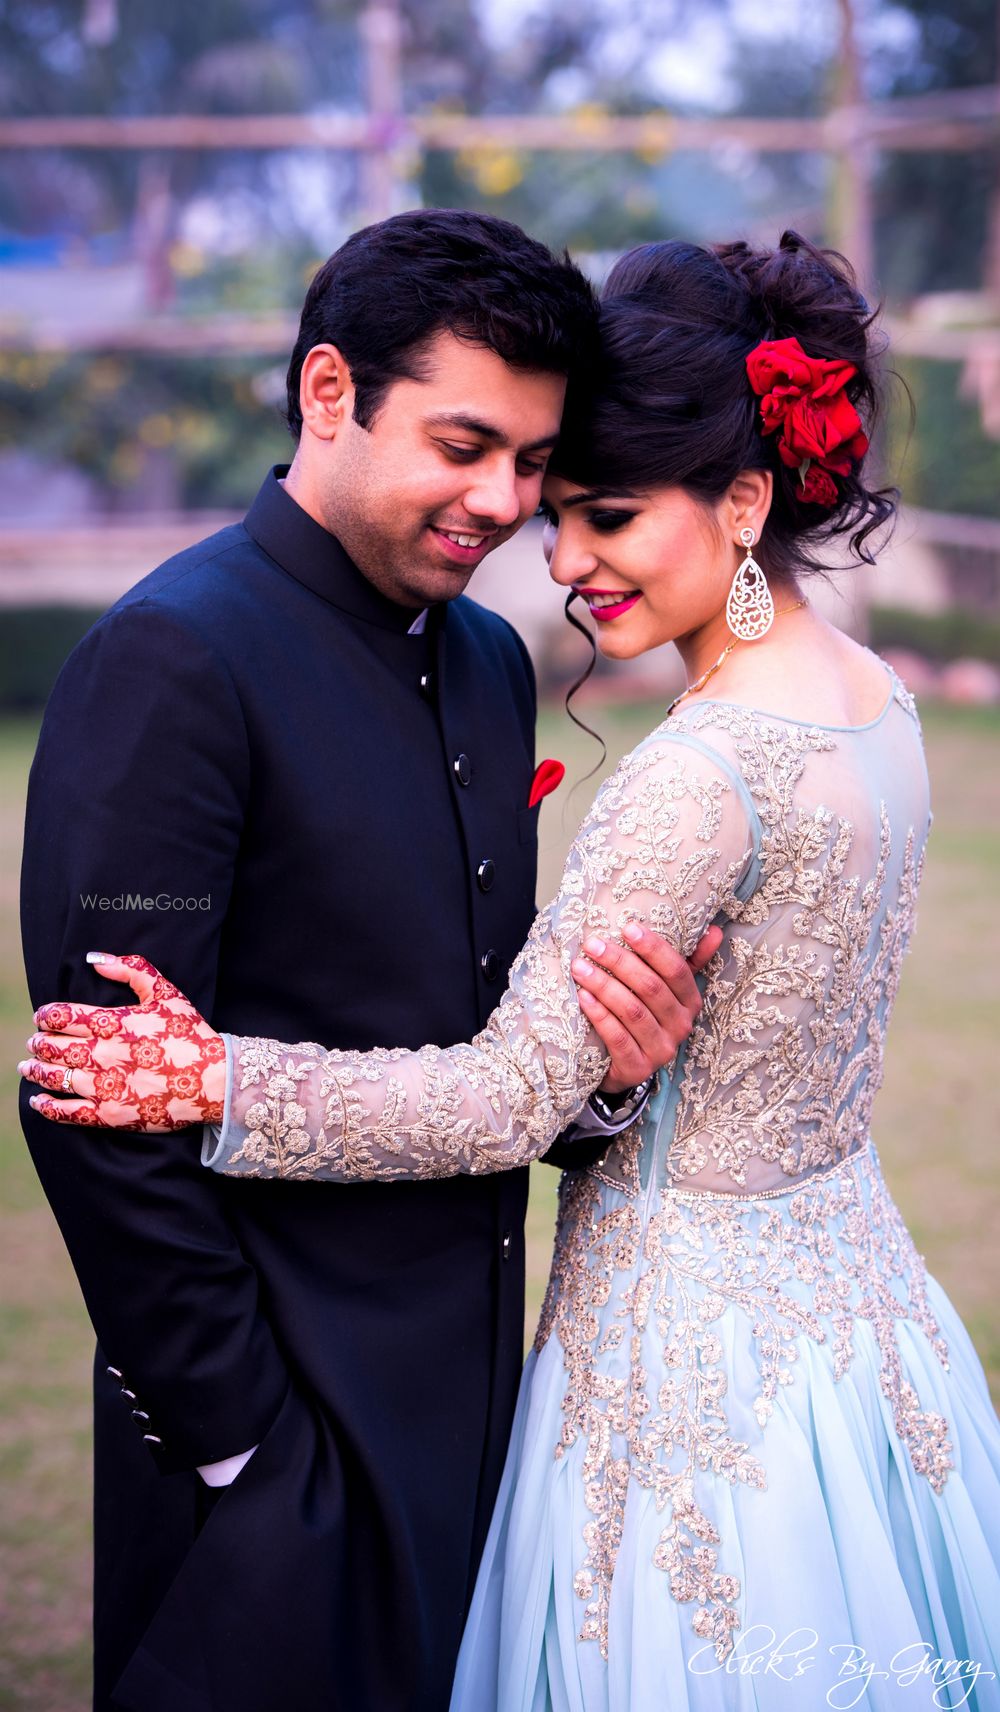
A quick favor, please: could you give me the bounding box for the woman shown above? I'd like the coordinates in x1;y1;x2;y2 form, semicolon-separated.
22;232;1000;1709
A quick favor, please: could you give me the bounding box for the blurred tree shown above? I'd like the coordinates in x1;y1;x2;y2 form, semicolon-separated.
868;0;998;296
0;0;362;279
1;0;995;515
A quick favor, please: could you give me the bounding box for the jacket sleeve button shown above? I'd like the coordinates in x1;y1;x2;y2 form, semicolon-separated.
453;753;472;786
106;1366;123;1380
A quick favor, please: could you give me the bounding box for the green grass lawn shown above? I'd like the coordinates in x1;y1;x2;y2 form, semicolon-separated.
1;700;998;1708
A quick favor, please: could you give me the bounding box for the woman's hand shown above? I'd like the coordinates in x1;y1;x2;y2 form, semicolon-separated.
18;953;226;1130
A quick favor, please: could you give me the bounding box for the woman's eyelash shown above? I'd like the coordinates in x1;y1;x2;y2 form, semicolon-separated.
588;510;636;532
534;505;636;530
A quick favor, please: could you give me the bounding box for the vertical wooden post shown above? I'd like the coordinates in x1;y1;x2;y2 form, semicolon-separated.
83;0;118;45
359;0;406;223
985;6;1000;297
830;0;876;293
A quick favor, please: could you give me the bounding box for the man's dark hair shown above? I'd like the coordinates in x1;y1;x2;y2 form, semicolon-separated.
285;208;598;437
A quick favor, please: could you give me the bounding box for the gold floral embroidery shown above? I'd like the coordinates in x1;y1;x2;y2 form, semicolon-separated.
537;1147;952;1661
221;738;754;1183
649;707;926;1190
531;686;952;1662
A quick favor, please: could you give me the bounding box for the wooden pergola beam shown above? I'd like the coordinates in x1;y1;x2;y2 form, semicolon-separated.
3;312;996;357
0;94;996;155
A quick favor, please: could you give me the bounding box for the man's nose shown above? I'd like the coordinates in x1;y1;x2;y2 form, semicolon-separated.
462;466;522;528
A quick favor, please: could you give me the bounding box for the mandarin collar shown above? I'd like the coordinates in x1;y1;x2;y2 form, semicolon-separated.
243;466;430;636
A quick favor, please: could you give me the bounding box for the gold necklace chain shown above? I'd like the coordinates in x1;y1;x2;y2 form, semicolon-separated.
667;599;808;717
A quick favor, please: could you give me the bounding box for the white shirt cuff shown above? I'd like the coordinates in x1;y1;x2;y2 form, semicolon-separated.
567;1082;653;1137
201;1032;234;1169
197;1444;257;1486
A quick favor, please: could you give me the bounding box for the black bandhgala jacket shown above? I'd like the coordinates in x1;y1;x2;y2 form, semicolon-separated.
20;468;585;1712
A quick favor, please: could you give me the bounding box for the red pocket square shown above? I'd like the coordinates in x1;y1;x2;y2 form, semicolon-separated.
528;758;565;809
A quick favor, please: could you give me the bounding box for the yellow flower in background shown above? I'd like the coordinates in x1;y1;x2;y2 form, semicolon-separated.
85;358;125;395
109;444;141;484
3;351;63;388
169;241;206;279
138;413;175;448
457;147;525;198
175;409;224;454
635;114;673;165
570;101;611;138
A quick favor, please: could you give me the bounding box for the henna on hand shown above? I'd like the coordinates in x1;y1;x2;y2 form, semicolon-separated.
18;954;226;1131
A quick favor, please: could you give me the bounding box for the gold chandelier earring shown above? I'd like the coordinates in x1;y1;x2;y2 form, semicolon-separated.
726;526;774;641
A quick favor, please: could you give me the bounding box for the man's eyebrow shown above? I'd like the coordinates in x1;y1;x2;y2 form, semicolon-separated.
561;486;639;506
423;412;560;453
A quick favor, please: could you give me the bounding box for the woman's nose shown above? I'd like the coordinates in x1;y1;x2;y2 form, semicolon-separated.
547;529;598;587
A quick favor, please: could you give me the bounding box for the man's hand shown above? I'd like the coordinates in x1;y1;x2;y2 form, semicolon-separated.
571;922;724;1095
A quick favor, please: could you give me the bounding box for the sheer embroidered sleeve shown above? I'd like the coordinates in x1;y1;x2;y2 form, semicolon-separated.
208;732;758;1182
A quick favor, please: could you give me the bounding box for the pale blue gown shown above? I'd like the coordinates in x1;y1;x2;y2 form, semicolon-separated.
209;665;1000;1711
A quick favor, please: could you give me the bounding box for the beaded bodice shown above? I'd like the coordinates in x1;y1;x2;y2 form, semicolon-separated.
216;666;928;1201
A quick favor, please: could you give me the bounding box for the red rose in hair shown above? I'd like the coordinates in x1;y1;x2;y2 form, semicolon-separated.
800;466;839;508
746;337;857;417
778;393;869;473
746;334;869;487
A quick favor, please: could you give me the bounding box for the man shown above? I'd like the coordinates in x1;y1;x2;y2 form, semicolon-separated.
20;210;711;1712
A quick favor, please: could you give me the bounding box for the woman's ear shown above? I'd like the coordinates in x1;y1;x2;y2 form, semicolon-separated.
726;469;773;544
298;343;353;442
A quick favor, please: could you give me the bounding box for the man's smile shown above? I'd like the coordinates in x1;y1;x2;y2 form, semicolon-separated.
428;524;501;564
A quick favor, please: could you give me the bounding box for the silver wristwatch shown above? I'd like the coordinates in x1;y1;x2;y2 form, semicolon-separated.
587;1074;654;1127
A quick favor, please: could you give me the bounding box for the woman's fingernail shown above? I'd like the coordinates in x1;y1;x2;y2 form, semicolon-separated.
623;923;643;943
578;989;596;1006
584;937;606;957
572;958;593;978
28;1095;40;1110
86;952;110;965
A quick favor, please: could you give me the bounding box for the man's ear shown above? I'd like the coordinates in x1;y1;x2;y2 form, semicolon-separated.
298;343;353;442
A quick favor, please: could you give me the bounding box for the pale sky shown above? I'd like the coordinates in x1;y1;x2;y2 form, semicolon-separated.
478;0;920;108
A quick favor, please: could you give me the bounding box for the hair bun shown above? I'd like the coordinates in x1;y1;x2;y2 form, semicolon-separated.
553;232;896;580
718;229;875;365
